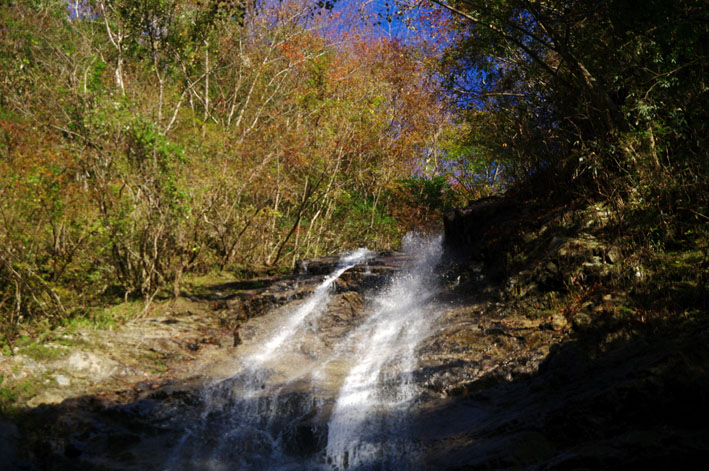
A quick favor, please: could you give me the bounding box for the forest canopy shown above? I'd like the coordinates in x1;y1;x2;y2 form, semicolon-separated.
0;0;456;341
1;0;707;344
427;0;708;205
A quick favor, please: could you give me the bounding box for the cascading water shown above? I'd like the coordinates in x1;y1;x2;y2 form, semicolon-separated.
250;248;375;366
164;235;443;471
165;248;373;471
325;233;443;470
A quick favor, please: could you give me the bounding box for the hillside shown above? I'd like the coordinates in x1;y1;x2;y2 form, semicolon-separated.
1;195;707;469
1;1;708;469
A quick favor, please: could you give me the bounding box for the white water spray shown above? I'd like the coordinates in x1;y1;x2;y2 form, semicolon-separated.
166;248;373;470
164;236;443;471
250;248;374;367
326;234;444;470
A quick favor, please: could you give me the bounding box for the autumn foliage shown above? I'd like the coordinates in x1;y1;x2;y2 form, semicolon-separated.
0;0;454;342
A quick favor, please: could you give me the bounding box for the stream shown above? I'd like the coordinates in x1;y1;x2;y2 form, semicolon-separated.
165;234;443;470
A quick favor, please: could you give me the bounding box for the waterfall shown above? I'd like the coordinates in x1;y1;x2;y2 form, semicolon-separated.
250;248;375;367
164;235;443;470
325;233;443;470
166;248;373;471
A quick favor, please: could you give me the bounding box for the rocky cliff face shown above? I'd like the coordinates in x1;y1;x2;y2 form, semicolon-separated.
1;252;411;470
430;197;709;469
3;200;708;470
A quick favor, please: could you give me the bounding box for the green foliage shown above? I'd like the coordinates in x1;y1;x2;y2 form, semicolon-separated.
66;301;143;331
0;375;42;413
385;176;463;232
331;191;400;247
396;176;458;212
0;376;19;410
436;0;707;207
18;344;64;362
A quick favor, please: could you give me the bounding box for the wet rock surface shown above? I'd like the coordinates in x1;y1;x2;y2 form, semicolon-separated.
3;233;708;469
428;199;709;469
1;252;409;470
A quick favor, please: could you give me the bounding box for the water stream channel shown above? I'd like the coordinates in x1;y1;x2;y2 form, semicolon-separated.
8;221;704;471
165;234;444;470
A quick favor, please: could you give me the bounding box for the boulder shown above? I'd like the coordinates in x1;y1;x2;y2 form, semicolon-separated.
61;352;119;380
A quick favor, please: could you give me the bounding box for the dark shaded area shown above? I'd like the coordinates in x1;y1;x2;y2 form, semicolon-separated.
414;309;709;470
443;196;576;281
434;195;709;469
1;378;332;471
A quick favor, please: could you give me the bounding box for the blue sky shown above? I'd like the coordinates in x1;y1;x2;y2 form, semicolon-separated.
329;0;454;48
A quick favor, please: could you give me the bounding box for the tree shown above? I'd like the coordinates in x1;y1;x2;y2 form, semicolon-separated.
396;0;707;206
0;0;450;342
